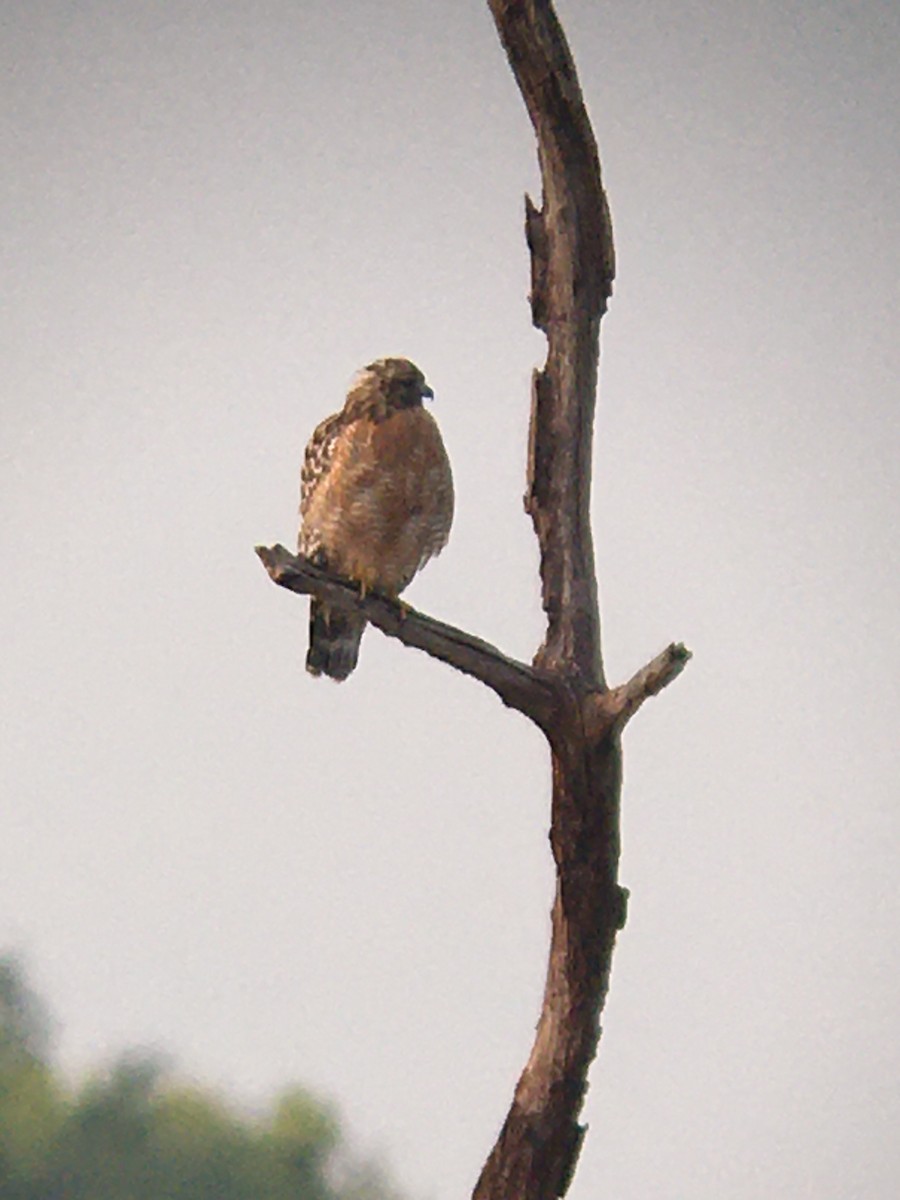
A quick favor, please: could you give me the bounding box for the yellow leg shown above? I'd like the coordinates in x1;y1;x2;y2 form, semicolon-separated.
348;567;408;617
354;566;379;601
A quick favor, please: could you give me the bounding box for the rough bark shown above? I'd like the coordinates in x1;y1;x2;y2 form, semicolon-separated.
471;9;628;1191
256;1;690;1196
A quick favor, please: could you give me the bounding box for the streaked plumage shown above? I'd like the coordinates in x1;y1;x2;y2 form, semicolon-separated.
298;358;454;680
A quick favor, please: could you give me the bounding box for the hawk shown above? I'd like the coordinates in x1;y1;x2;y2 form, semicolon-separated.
298;357;454;680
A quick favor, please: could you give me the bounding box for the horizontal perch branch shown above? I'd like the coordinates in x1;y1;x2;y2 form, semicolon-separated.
256;546;689;746
255;544;561;728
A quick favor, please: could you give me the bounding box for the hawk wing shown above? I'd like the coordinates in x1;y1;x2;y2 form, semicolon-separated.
298;408;366;681
298;410;345;556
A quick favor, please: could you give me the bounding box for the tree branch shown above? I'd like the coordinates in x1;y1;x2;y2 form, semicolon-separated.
255;544;560;728
585;642;694;738
255;4;691;1196
472;4;686;1198
490;0;615;688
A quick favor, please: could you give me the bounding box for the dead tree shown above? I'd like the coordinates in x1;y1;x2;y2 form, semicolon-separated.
257;1;690;1195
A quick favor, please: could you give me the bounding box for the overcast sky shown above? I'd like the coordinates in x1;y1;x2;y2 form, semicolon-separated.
2;1;898;1196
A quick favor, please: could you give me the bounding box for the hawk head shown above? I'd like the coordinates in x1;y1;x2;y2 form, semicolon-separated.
344;357;434;420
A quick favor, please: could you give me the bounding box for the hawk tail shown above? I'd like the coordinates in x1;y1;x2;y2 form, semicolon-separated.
306;599;365;681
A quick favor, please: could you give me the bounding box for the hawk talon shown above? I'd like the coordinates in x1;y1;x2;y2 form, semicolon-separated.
360;582;408;620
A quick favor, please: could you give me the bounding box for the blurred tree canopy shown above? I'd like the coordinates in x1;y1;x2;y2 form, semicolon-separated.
0;956;405;1200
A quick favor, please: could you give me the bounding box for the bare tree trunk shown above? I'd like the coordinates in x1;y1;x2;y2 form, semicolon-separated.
257;1;690;1195
475;2;627;1194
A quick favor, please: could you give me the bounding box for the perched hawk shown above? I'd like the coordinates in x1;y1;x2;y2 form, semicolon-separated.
298;357;454;680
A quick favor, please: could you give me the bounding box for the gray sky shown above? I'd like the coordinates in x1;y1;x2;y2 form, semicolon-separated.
2;0;898;1196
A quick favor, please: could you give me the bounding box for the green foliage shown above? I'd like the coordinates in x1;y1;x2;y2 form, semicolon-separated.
0;956;406;1200
0;957;64;1200
0;958;52;1068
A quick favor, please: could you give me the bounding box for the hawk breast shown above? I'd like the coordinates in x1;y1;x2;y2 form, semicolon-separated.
299;405;453;595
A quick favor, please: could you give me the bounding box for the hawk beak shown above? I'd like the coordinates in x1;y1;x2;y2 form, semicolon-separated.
421;384;434;400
